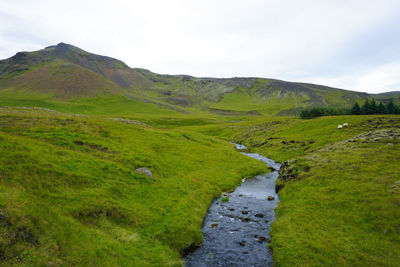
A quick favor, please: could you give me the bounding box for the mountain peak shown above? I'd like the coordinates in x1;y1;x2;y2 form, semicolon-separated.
44;42;86;54
55;42;73;50
0;43;146;89
45;42;69;49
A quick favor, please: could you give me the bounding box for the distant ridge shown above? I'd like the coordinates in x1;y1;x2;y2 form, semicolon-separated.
0;43;398;114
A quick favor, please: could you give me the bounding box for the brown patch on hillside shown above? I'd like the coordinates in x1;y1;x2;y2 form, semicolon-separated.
0;61;125;99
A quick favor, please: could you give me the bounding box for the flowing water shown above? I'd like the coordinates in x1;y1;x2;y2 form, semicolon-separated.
185;144;281;267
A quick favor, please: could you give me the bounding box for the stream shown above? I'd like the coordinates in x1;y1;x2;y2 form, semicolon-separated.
185;144;281;267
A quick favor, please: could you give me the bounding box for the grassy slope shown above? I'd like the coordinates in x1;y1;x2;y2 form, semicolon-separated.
1;78;399;266
208;83;369;115
273;131;400;266
0;60;125;99
135;69;370;115
197;115;400;266
208;90;308;115
1;43;399;266
0;88;186;117
0;107;266;266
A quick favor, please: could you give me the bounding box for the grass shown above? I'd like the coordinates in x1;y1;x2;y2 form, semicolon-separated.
272;131;400;266
200;115;398;162
0;107;266;266
200;114;400;266
220;197;229;202
208;90;309;115
0;89;182;117
135;70;371;115
2;43;399;266
0;60;125;99
0;90;399;266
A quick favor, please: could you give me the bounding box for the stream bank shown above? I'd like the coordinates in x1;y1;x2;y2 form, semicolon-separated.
185;144;281;267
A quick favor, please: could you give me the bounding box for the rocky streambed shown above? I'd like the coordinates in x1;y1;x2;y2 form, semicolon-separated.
185;144;281;267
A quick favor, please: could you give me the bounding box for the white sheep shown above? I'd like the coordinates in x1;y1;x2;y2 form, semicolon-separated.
343;123;348;127
337;125;343;129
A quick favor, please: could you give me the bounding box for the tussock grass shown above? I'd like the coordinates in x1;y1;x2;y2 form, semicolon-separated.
272;134;400;266
1;100;399;266
205;114;400;266
0;108;266;266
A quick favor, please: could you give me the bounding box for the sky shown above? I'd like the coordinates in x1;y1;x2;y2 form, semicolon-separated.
0;0;399;93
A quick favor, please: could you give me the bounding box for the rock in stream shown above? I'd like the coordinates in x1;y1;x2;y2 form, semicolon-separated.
185;144;281;267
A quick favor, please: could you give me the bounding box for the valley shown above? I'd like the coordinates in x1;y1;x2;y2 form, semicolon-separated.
0;44;399;266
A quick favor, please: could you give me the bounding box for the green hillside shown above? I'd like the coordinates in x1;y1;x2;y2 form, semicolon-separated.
0;60;125;99
135;69;371;115
195;114;400;265
0;44;399;266
0;107;266;266
2;43;397;116
0;43;152;91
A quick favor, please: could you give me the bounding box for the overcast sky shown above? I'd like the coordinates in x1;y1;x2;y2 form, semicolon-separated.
1;0;399;93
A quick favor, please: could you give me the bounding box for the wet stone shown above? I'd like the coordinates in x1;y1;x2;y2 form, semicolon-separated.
135;167;153;178
74;140;84;146
258;236;267;243
255;213;264;218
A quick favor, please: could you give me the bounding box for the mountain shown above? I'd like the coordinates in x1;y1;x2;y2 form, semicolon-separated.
372;91;400;104
0;43;153;98
134;69;371;114
0;43;398;115
374;91;400;97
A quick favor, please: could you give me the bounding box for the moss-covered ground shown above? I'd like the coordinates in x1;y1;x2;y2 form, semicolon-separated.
0;107;266;266
272;130;400;266
0;96;399;266
198;114;400;266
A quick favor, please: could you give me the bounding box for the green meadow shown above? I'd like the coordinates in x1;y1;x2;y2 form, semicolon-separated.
272;131;400;266
200;114;400;266
0;93;399;266
1;42;400;266
0;89;179;116
0;106;267;266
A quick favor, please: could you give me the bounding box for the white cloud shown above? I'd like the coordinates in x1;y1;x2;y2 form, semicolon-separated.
0;0;399;93
305;62;400;93
351;62;400;93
